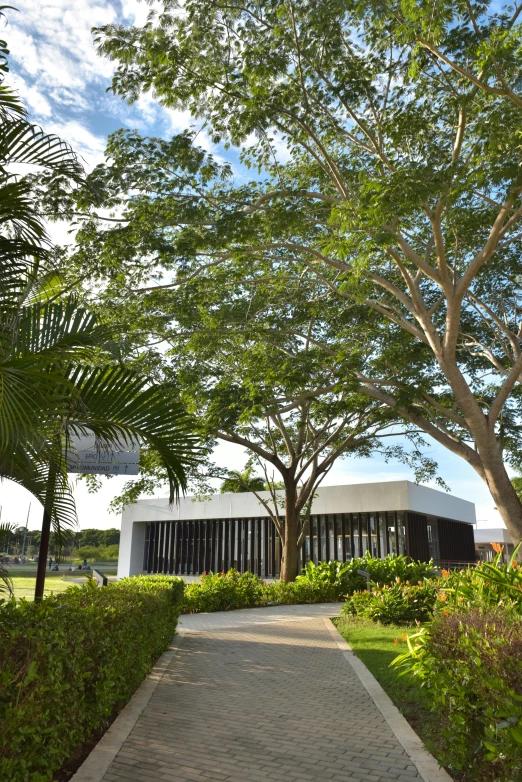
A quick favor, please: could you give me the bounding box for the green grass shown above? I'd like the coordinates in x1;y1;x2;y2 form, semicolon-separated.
334;616;446;769
4;567;118;601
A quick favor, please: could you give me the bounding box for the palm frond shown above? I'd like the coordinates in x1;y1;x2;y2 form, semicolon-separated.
0;120;83;175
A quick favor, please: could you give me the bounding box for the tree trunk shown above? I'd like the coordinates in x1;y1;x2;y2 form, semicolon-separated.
35;460;57;601
474;438;522;548
280;484;299;582
34;507;52;601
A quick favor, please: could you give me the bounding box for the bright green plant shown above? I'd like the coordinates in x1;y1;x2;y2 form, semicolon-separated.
442;544;522;614
182;569;266;613
341;579;440;625
298;555;436;595
0;575;185;781
393;610;522;779
266;578;340;605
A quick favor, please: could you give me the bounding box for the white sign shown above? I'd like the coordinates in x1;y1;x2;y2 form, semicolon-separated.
66;433;140;475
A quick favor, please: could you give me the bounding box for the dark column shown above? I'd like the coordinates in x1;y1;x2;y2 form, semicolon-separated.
143;524;151;572
317;516;322;563
250;519;255;572
333;515;338;561
223;519;229;571
242;519;248;572
271;520;276;576
217;520;223;571
325;515;331;561
349;514;355;560
264;518;269;576
168;523;175;573
341;514;347;561
257;519;262;576
204;521;211;572
147;523;155;572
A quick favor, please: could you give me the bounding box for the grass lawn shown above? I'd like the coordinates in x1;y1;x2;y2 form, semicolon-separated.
5;567;118;601
334;616;447;772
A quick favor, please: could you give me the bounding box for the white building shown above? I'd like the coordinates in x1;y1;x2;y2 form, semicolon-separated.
474;527;517;562
118;480;476;579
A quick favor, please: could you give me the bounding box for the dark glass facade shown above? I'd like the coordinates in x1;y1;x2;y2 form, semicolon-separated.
143;510;476;576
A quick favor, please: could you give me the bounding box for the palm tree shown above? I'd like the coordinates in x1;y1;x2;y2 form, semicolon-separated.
220;465;266;493
0;20;201;599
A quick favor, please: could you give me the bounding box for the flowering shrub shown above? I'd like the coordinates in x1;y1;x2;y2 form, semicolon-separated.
441;553;522;615
393;609;522;779
0;576;185;782
341;579;440;624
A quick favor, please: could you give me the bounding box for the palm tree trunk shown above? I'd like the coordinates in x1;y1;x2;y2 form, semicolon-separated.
34;460;57;601
34;507;52;601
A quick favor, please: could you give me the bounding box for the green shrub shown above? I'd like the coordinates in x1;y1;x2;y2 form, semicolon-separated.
297;555;436;595
441;550;522;615
182;569;266;613
182;568;343;613
267;578;340;604
0;575;185;782
393;609;522;779
341;579;439;624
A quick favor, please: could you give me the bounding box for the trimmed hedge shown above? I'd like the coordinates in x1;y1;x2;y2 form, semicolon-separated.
0;575;185;782
182;568;342;613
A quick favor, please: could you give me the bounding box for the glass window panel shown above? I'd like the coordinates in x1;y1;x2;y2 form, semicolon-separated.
378;513;386;556
387;514;397;556
352;514;360;558
320;515;326;561
397;512;406;556
369;514;378;557
427;520;440;564
361;514;368;556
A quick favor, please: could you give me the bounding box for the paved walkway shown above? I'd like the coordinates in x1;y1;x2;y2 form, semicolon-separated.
75;605;449;782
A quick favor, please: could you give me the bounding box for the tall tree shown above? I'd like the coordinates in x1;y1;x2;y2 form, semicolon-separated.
69;246;438;580
82;0;522;545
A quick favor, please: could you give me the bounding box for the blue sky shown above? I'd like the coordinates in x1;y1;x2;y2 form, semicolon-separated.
0;1;506;531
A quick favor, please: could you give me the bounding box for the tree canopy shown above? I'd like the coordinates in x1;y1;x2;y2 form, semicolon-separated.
63;0;522;546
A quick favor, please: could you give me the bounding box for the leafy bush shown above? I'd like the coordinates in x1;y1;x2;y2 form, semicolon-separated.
341;579;439;624
183;569;266;613
441;551;522;615
297;555;436;595
181;556;437;615
182;568;343;613
0;575;185;782
393;609;522;779
267;578;341;604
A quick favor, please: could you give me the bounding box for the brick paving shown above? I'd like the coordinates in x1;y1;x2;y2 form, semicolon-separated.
100;607;421;782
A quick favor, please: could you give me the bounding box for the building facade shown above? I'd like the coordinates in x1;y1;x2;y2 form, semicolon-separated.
118;481;476;579
474;527;516;562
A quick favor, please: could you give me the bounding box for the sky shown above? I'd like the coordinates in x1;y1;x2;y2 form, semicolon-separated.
0;0;507;532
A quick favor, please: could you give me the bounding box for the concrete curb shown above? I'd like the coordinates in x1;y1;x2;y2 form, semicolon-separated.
69;630;186;782
323;618;453;782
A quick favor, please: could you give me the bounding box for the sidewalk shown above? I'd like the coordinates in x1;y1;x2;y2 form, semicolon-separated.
73;604;450;782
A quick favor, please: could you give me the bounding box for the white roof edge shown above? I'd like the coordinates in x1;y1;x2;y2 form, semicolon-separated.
123;480;476;525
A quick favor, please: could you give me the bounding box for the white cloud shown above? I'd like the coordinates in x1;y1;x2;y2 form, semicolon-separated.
45;118;107;168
